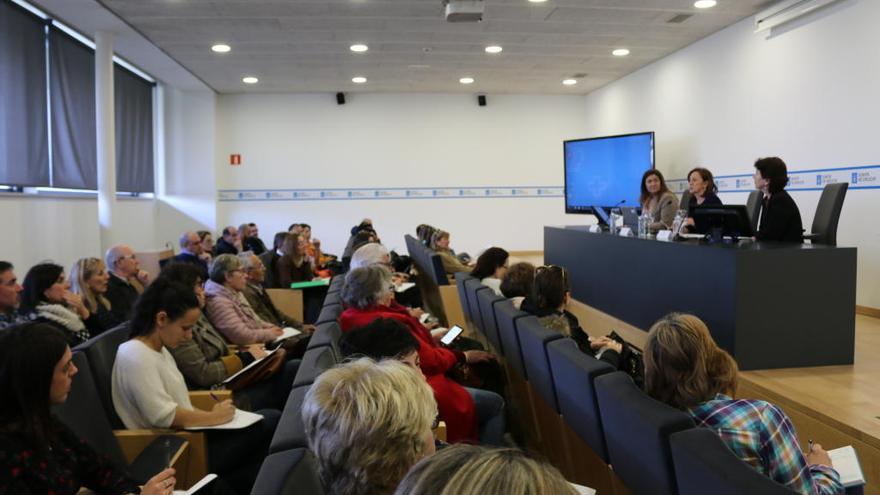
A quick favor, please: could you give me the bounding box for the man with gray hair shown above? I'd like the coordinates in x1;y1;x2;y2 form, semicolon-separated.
173;231;209;280
104;244;150;320
238;251;310;331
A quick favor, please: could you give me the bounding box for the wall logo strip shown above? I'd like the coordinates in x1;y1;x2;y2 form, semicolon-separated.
667;164;880;193
218;186;565;202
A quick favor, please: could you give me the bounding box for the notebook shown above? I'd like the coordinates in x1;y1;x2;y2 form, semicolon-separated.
272;326;302;344
290;278;330;289
569;482;596;495
173;474;218;494
184;409;263;431
828;445;865;487
222;347;281;384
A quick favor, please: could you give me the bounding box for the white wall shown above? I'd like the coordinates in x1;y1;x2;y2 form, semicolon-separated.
215;93;588;257
581;0;880;308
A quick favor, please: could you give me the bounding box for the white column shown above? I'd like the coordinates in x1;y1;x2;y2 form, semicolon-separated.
95;31;116;252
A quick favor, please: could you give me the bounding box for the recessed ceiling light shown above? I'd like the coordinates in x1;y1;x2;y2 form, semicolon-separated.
211;44;231;53
562;79;577;86
694;0;717;8
459;77;475;84
350;44;369;53
352;76;367;84
242;76;259;84
528;0;548;3
612;48;630;57
485;45;503;54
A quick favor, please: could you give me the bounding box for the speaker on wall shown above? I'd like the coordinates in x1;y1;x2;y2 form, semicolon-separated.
336;92;346;105
477;94;487;106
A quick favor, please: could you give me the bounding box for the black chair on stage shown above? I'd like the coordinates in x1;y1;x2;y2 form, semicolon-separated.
805;182;848;246
746;190;762;232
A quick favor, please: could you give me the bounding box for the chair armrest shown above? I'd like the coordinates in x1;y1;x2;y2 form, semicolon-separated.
803;233;819;241
433;421;447;442
114;429;208;490
188;389;233;410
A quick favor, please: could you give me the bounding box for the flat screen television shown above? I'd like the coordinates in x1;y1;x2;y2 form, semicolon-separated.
564;132;655;215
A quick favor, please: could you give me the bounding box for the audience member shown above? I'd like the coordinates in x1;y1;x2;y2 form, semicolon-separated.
197;230;215;262
20;263;90;347
340;266;504;445
174;231;210;280
105;244;150;320
239;223;267;255
640;169;679;233
204;254;284;345
287;223;303;234
395;444;578;495
0;323;175;494
300;223;331;277
111;278;279;494
351;242;423;311
238;252;307;329
214;226;241;256
339;318;420;364
275;232;312;287
69;257;123;337
303;358;437;495
429;230;470;275
470;247;509;296
342;219;377;262
0;261;29;329
499;262;535;310
644;313;842;494
754;157;804;243
416;224;437;246
160;262;295;411
258;232;288;288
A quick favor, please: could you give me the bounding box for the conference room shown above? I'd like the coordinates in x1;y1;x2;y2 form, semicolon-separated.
1;0;878;494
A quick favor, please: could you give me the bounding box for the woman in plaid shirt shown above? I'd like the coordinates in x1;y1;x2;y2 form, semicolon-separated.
644;313;843;495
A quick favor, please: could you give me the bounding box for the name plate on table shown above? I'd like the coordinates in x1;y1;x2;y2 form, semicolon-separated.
588;225;602;233
656;230;674;242
618;227;633;237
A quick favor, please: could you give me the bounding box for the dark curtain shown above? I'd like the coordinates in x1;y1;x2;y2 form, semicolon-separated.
49;25;97;190
0;1;49;186
115;66;154;193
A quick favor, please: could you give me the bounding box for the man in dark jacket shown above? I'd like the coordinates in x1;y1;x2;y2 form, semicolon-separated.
213;226;241;256
239;222;268;255
104;245;149;320
173;231;209;280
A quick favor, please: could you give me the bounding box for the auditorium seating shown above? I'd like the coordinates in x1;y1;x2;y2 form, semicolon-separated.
306;321;342;360
251;448;324;495
404;234;465;328
314;303;342;326
269;385;312;454
805;182;849;246
476;287;506;355
292;345;338;388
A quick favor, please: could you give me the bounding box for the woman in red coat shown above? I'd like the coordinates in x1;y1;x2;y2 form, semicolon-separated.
339;266;499;443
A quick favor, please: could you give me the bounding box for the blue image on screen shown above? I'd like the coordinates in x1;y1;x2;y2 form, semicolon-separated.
564;132;654;213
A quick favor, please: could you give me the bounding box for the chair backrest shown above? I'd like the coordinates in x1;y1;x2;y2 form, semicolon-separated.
323;291;342;308
53;352;128;469
328;275;344;293
74;323;131;429
405;234;450;286
307;321;342;355
745;190;762;232
669;428;796;495
315;303;342;326
252;448;325;495
595;371;694;495
547;338;616;462
455;273;474;323
496;304;531;377
679;190;692;212
293;345;339;388
266;288;304;323
477;290;507;355
270;385;312;453
464;279;489;336
809;182;848;246
517;317;563;410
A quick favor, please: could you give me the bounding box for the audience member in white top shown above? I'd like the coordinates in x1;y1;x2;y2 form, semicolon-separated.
469;247;509;296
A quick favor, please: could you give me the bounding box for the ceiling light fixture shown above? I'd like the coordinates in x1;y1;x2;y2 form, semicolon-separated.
528;0;548;3
352;76;367;84
242;76;259;84
459;77;475;84
211;44;231;53
485;45;503;54
694;0;717;8
350;44;369;52
612;48;630;57
562;79;578;86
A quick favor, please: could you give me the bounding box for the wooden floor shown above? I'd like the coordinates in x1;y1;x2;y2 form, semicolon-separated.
508;251;879;492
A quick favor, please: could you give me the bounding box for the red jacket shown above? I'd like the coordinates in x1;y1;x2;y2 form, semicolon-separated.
339;303;477;443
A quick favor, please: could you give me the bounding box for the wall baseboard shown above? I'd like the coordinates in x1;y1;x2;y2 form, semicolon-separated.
856;305;880;319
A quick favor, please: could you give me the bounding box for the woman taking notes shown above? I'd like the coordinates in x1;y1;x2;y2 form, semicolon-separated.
639;169;679;233
753;157;804;243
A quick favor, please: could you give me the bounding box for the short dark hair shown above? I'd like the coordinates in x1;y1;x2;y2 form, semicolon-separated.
639;169;670;205
128;278;200;338
0;261;12;274
20;263;63;312
754;157;789;194
533;265;569;311
339;318;419;360
158;262;204;289
500;262;535;299
351;231;377;254
197;230;211;242
288;223;300;232
299;223;311;230
470;247;509;280
687;167;718;196
0;322;69;445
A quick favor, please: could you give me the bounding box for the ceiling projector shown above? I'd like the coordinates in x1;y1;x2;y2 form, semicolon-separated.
445;0;484;22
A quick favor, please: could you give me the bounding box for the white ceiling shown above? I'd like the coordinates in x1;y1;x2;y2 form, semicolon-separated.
89;0;772;94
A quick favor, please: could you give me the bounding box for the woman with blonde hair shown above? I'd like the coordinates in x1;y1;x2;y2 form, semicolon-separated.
394;444;578;495
302;358;438;495
429;230;470;275
69;257;123;337
644;313;843;495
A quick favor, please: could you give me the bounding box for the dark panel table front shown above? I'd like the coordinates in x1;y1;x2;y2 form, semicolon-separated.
544;226;857;370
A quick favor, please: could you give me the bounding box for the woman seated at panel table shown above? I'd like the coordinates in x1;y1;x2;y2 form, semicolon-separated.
643;313;843;495
683;167;723;231
111;278;280;495
0;322;175;494
753;157;804;243
640;169;680;233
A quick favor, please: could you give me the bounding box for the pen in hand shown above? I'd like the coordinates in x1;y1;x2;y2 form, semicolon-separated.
808;439;814;454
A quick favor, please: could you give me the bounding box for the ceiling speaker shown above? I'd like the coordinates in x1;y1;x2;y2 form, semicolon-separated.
336;92;346;105
477;94;487;106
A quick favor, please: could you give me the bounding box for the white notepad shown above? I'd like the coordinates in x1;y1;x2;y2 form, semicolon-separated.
222;347;280;385
173;473;218;494
569;482;597;495
272;326;302;344
828;445;865;487
395;282;416;293
184;409;263;431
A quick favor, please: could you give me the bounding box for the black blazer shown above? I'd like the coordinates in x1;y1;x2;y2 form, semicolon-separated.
243;237;267;256
687;191;722;215
213;238;239;256
173;252;209;280
757;190;803;243
105;275;139;320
